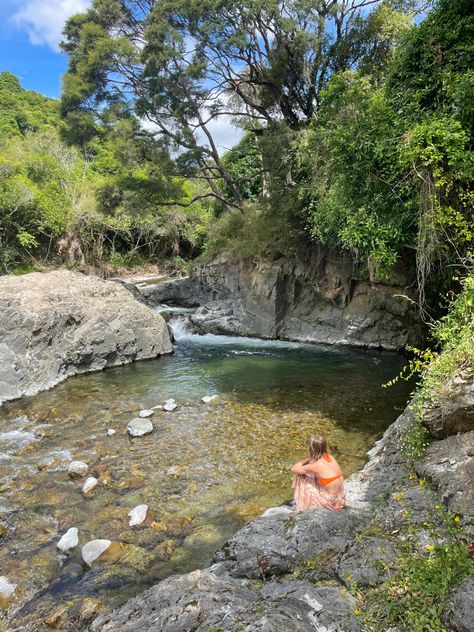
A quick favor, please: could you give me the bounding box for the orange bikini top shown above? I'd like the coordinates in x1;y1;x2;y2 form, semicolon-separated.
318;453;343;487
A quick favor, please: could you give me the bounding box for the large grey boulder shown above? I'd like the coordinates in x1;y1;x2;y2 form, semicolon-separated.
0;270;172;405
140;276;209;307
213;506;368;579
90;569;360;632
90;569;258;632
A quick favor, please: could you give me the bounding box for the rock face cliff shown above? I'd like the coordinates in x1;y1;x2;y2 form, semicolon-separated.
0;270;172;405
141;251;423;350
91;378;473;632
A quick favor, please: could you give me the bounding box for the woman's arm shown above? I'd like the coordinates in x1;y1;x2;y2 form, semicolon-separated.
291;459;312;475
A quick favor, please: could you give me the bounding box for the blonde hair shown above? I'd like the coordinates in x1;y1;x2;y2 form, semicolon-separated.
308;435;329;461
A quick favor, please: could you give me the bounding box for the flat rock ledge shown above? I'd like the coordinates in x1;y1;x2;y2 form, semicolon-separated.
0;270;172;405
91;381;474;632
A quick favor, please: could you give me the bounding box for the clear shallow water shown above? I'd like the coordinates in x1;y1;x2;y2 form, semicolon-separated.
0;330;412;629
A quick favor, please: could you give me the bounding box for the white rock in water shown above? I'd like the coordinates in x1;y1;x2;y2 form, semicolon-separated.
0;576;17;600
82;476;98;494
68;460;88;478
152;404;163;410
139;409;154;418
81;539;112;567
57;527;79;553
163;399;177;412
201;395;219;404
127;418;153;437
128;504;149;526
106;428;116;436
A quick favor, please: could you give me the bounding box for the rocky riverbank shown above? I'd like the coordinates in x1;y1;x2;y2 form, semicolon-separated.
140;251;423;350
0;270;172;405
91;378;473;632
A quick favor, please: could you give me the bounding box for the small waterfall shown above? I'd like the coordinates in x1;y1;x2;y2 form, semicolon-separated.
169;316;193;340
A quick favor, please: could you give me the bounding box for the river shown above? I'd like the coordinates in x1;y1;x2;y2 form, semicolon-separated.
0;315;412;629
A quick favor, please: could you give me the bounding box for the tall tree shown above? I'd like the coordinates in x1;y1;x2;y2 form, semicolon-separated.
61;0;425;208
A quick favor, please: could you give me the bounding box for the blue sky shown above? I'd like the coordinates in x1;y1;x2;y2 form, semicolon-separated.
0;0;90;98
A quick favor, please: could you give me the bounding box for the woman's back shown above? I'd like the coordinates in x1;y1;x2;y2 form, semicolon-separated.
307;453;344;494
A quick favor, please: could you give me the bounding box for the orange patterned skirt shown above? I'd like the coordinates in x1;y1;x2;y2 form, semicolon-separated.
292;474;345;512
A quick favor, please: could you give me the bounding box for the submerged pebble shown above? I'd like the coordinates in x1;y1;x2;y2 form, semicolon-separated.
82;539;113;567
0;576;17;601
106;429;116;436
202;395;219;404
82;477;98;494
57;527;79;553
163;399;177;412
139;409;154;418
127;418;153;437
128;504;149;527
68;461;88;478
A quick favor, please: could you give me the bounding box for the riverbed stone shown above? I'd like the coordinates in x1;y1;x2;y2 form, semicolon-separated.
37;451;72;471
128;504;148;527
126;418;153;437
0;270;172;406
138;409;154;418
82;477;99;494
82;540;118;567
106;429;116;436
163;399;178;412
57;527;79;553
44;605;69;629
68;460;89;478
0;576;17;603
202;394;219;403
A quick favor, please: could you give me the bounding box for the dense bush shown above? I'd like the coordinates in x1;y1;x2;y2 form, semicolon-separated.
0;73;212;273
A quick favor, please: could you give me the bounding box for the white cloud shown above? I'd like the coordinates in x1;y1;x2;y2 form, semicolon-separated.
11;0;91;51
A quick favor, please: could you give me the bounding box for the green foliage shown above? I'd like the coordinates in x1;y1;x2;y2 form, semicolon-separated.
221;132;262;204
296;0;473;291
0;73;212;272
0;71;60;140
356;542;473;631
387;0;474;118
299;72;414;274
422;274;474;397
350;497;473;632
393;274;474;461
204;205;301;262
60;0;422;208
0;130;88;271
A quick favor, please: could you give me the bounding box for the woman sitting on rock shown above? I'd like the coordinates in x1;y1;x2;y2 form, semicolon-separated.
291;435;345;512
